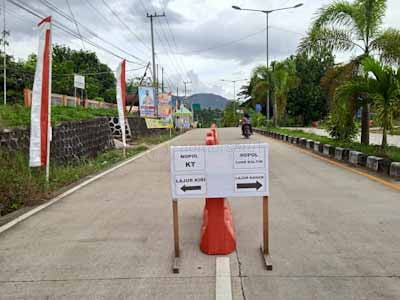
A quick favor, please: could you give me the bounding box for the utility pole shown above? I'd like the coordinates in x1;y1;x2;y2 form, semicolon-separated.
266;12;269;122
2;0;6;105
183;80;191;106
156;63;159;91
161;66;164;93
147;12;165;89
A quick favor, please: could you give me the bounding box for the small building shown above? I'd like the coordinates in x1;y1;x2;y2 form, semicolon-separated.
174;106;193;128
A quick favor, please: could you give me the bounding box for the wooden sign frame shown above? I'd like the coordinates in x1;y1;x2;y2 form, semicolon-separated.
171;196;272;273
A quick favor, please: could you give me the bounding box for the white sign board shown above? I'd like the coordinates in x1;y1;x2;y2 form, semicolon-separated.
170;144;269;198
74;74;85;89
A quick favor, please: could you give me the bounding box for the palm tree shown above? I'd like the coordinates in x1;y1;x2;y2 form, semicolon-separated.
250;65;271;107
299;0;400;144
270;60;299;126
249;62;298;126
336;57;400;149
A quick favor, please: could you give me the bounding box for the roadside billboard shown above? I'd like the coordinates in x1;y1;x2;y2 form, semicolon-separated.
138;86;157;118
158;92;173;118
145;118;173;129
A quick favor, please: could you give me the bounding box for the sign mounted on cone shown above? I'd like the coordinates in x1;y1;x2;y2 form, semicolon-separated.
170;143;269;198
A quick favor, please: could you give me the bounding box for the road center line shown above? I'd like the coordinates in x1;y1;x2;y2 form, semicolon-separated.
216;257;232;300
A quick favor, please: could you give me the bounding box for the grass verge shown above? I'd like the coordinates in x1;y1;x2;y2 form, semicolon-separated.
261;127;400;162
0;104;117;129
0;131;177;217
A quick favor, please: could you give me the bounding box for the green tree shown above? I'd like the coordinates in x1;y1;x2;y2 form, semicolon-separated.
299;0;400;144
286;50;335;125
249;65;271;113
196;108;223;128
52;45;116;102
270;59;299;126
222;102;240;127
321;60;360;141
336;57;400;149
1;45;118;104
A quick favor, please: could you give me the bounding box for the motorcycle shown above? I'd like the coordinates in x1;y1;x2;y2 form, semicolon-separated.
242;124;251;139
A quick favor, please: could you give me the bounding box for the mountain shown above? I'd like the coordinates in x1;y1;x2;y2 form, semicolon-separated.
172;93;229;110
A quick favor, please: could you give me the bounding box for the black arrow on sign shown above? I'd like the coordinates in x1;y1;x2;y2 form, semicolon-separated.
181;185;202;192
236;181;263;190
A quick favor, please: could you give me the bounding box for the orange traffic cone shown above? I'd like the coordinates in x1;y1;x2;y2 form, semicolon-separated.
199;127;236;255
205;131;215;145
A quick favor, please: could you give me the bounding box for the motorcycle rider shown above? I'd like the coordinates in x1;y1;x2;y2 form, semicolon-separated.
241;113;253;135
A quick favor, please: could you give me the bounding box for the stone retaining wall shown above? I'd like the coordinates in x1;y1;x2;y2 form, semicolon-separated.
51;117;114;164
0;117;114;164
0;116;171;165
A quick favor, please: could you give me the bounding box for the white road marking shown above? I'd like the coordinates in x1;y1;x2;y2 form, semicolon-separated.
0;132;188;236
216;256;232;300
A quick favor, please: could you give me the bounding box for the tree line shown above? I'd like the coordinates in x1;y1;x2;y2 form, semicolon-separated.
0;44;124;104
237;0;400;150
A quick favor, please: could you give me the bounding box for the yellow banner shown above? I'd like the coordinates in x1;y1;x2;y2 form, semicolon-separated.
145;118;173;129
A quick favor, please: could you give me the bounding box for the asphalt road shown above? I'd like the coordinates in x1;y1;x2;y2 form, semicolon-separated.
0;128;399;299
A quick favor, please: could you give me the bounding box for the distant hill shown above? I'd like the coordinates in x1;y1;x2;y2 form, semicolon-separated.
172;93;229;110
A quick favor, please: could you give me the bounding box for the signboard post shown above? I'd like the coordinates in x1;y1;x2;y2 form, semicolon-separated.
74;74;85;106
170;143;272;272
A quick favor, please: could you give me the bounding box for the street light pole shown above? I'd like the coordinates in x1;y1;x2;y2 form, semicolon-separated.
266;12;269;122
3;0;6;105
221;78;248;124
232;3;303;124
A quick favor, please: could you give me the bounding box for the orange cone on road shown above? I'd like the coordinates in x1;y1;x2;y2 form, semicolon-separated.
200;127;236;255
205;131;215;145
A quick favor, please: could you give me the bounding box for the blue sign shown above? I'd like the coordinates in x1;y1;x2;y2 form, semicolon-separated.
255;104;262;112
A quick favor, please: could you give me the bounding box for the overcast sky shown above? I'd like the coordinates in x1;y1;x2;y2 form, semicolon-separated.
4;0;400;99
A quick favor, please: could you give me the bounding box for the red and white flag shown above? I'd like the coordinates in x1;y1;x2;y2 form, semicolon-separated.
116;59;127;148
29;16;52;168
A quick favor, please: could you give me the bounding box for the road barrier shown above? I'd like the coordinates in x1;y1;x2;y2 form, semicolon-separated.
170;127;272;273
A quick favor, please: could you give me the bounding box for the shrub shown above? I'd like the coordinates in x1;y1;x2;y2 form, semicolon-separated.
0;151;46;215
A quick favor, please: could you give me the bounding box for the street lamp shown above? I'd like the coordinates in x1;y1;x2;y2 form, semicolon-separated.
221;78;248;123
232;3;303;123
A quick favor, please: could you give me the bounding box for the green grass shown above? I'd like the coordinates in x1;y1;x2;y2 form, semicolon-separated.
0;129;178;216
261;127;400;162
0;145;147;216
0;104;117;129
136;131;178;145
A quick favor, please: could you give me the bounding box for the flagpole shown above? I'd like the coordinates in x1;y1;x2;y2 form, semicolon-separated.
46;20;52;183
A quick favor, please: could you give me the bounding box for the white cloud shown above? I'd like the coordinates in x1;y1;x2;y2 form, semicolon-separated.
4;0;400;99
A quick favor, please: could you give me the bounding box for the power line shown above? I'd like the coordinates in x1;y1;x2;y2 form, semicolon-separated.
153;20;185;85
100;0;150;55
164;16;191;77
159;1;190;81
37;0;147;64
138;0;188;89
177;25;302;56
156;17;188;82
7;0;147;65
65;0;84;50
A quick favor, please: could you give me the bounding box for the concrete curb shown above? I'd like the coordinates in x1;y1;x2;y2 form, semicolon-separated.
390;162;400;178
253;128;400;180
0;131;189;236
